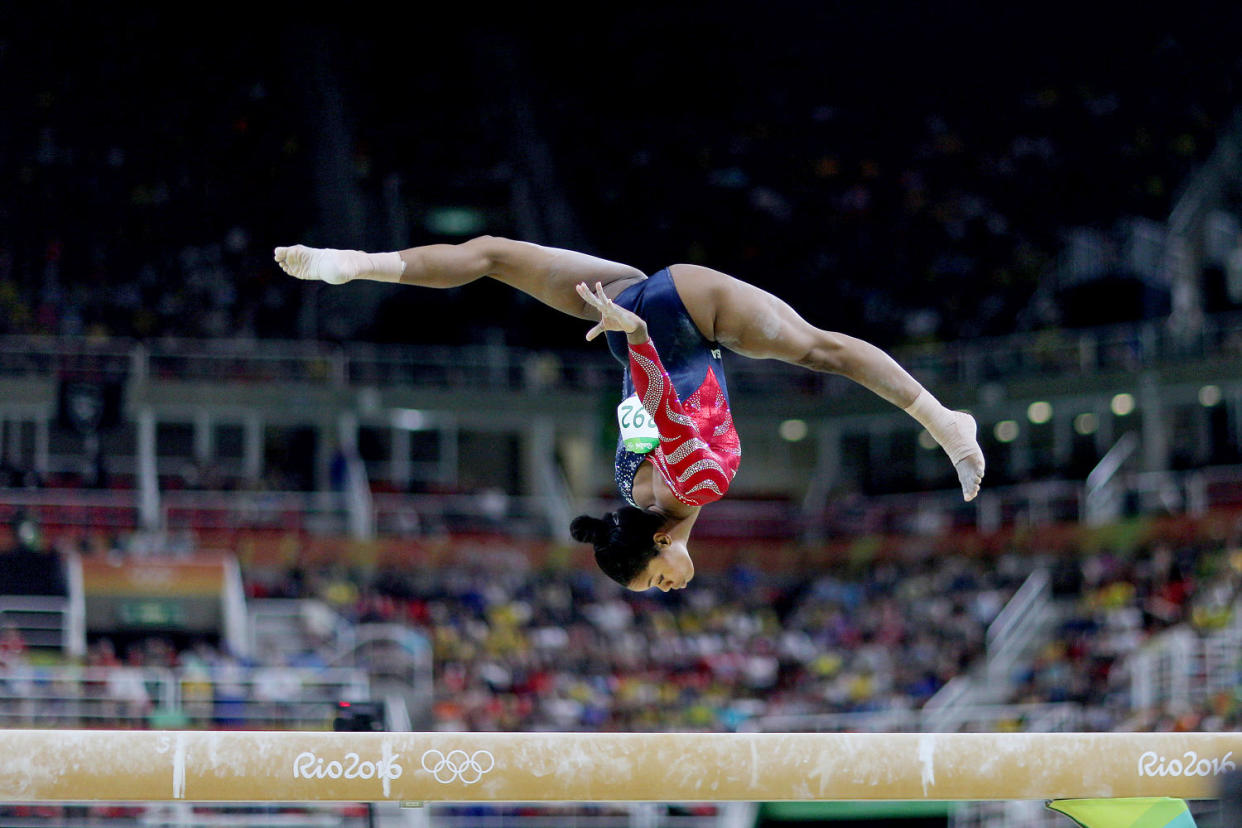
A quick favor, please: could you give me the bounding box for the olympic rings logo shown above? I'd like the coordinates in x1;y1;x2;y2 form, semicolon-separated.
421;749;495;784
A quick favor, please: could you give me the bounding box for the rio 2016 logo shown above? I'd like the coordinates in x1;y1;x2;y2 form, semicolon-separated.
1138;750;1236;777
291;749;495;787
292;751;403;783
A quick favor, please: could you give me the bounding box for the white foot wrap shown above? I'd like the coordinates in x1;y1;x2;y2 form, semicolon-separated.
904;390;986;501
274;245;404;284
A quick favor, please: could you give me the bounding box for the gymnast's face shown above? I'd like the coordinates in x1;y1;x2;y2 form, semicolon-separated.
628;535;694;592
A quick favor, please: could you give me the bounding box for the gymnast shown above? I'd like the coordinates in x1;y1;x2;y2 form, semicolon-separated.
275;238;984;593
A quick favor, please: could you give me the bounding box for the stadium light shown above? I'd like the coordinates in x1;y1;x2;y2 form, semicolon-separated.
779;419;808;442
392;408;428;430
1074;413;1098;436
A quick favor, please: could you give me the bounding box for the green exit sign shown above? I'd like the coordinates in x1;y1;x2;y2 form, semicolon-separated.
424;207;485;236
117;601;185;628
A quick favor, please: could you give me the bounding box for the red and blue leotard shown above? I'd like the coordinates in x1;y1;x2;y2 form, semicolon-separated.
606;269;741;507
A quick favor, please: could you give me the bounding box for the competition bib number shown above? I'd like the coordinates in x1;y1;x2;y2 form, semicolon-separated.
617;395;659;454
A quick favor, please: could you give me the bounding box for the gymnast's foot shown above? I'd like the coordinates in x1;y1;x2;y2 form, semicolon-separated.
904;391;986;501
943;411;985;501
274;244;405;284
274;245;360;285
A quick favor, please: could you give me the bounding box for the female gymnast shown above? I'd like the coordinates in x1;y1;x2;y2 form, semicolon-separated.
275;237;984;593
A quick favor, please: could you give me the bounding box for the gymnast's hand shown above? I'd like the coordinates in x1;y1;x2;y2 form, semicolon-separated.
577;281;648;343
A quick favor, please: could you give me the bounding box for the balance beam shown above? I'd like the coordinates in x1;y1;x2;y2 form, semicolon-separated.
0;730;1239;802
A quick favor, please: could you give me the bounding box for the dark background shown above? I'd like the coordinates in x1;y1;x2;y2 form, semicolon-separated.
2;2;1240;349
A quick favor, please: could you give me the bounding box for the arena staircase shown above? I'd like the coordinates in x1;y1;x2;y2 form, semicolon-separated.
0;552;85;658
248;598;355;663
921;567;1062;732
249;599;432;728
327;623;433;730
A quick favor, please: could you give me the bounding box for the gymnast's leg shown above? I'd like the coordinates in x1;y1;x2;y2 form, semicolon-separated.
274;236;646;320
668;263;986;500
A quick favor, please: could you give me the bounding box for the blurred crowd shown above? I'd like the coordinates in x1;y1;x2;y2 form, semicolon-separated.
0;10;1239;351
0;11;313;344
264;534;1242;734
1;522;1240;749
1017;539;1242;732
2;547;1021;732
534;31;1237;344
331;553;1018;732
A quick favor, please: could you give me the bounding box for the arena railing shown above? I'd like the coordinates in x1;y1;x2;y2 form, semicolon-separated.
0;489;140;531
423;808;721;828
5;462;1242;542
741;701;1085;734
0;596;73;653
0;803;720;828
1124;606;1242;714
4;307;1242;394
0;664;371;730
0;489;552;537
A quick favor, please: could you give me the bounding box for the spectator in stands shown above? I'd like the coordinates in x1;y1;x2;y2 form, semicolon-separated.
0;624;26;668
212;656;250;728
0;625;35;725
253;658;303;727
179;655;215;723
104;664;152;725
0;460;40;489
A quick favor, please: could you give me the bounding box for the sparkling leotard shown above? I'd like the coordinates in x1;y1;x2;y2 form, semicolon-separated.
606;269;741;507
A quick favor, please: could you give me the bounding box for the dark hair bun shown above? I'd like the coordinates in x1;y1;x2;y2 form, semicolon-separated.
570;515;606;544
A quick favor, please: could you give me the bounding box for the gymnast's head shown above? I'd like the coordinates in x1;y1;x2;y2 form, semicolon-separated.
571;506;694;591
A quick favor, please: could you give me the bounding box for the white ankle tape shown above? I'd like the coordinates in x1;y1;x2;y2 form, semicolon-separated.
357;251;405;282
904;390;973;462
